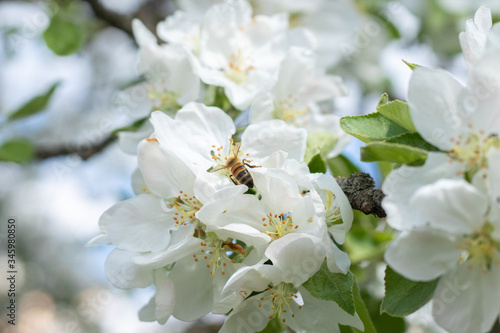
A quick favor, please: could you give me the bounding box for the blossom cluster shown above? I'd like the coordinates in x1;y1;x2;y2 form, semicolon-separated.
382;6;500;333
117;0;353;158
91;103;362;331
90;0;364;332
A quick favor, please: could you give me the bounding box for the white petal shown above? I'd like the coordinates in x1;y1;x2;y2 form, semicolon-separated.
207;223;271;253
485;23;500;50
153;270;175;324
132;19;157;48
325;240;351;274
138;139;195;199
131;167;150;195
224;70;279;110
290;192;325;237
118;120;153;155
465;49;500;133
249;93;275;123
432;262;500;333
194;172;247;204
265;233;326;286
197;192;267;230
382;152;462;230
219;291;273;333
100;195;172;252
159;44;200;105
86;233;110;247
133;226;198;268
105;249;153;289
151;103;235;172
411;179;488;234
460;6;492;66
251;168;302;214
222;264;282;297
311;173;353;244
242;120;307;162
385;229;461;281
408;67;465;150
293;287;364;332
170;260;216;321
156;10;201;47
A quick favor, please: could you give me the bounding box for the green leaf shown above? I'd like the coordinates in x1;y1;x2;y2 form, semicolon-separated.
308;153;327;173
339;279;378;333
377;93;389;107
381;266;439;317
340;113;409;143
43;15;84;56
358;289;406;333
327;154;360;178
303;131;338;164
8;82;60;122
303;261;355;315
111;117;149;136
0;138;35;163
377;161;394;180
375;100;416;132
402;59;421;71
384;132;439;151
361;141;428;165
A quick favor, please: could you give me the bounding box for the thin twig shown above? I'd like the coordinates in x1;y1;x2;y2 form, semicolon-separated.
34;136;117;161
81;0;134;35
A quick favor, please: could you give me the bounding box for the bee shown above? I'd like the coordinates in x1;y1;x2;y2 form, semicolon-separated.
210;141;255;188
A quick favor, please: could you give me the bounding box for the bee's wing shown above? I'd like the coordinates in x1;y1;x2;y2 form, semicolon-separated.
233;141;241;157
210;164;227;173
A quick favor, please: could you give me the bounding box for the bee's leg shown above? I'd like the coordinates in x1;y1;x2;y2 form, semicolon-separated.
229;174;239;185
242;159;260;168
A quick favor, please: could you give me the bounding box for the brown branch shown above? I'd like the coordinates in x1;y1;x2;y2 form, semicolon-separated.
81;0;134;35
35;136;117;161
336;172;386;218
81;0;174;38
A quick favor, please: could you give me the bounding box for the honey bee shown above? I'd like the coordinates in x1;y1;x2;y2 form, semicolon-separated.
210;141;255;188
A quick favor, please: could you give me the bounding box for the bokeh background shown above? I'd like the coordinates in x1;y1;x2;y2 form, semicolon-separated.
0;0;498;332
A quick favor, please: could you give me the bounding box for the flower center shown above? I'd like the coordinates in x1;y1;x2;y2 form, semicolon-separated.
225;49;255;84
447;128;499;175
261;212;299;240
458;223;500;273
167;191;202;228
258;282;299;322
148;81;180;112
323;190;343;228
191;234;240;276
288;12;304;29
273;96;308;123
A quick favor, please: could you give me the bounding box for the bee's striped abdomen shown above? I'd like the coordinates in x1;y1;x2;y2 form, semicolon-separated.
231;163;254;188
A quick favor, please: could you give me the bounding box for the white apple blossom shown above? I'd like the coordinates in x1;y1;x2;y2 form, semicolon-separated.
188;0;289;109
198;165;352;274
407;53;500;177
385;177;500;333
117;19;201;154
157;10;203;54
150;102;307;180
250;46;350;157
382;153;463;230
251;0;359;68
219;233;364;333
96;138;276;323
459;6;493;67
